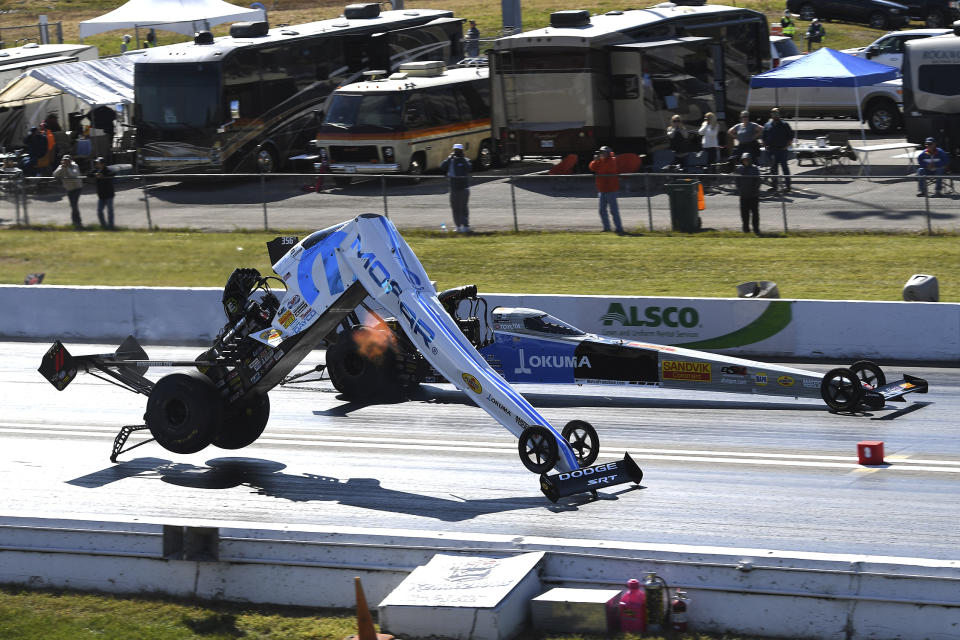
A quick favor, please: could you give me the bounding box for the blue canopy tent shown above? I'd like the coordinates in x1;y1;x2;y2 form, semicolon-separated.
748;47;899;143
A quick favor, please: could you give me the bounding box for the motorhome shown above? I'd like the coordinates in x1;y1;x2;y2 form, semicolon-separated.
488;3;768;162
901;26;960;169
313;60;491;183
133;4;464;173
0;43;98;148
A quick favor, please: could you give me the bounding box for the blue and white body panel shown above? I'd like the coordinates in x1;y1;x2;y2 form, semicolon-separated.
270;213;581;473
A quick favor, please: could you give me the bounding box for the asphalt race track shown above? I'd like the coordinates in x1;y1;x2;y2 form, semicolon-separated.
4;341;959;561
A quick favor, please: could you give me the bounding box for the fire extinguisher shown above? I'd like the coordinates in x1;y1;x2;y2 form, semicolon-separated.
671;590;689;632
643;572;668;632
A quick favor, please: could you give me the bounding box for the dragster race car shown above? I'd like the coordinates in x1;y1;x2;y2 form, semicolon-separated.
38;214;642;503
317;294;929;414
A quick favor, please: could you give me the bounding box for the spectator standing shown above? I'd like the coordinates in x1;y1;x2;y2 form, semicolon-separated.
917;137;949;197
22;126;47;177
734;153;762;234
146;29;157;47
588;145;624;234
762;107;794;192
90;157;116;229
727;111;762;163
667;114;698;169
440;143;472;232
52;154;84;229
805;18;825;53
465;20;480;58
120;34;132;53
781;10;796;39
698;111;722;183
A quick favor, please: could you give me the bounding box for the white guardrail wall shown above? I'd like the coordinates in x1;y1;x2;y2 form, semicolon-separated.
0;284;958;361
0;515;958;640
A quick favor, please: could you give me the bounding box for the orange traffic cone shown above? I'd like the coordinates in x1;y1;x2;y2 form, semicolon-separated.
697;182;706;211
345;577;394;640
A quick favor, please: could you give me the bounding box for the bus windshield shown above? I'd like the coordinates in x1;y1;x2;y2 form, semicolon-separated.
321;92;407;132
136;64;220;130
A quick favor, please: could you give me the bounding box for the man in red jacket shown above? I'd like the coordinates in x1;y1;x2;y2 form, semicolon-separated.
588;146;624;233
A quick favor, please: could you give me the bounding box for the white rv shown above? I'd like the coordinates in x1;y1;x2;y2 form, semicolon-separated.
489;4;769;162
902;26;960;168
313;61;492;184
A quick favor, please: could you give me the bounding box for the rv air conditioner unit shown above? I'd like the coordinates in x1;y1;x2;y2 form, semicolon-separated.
230;21;269;38
344;3;381;19
550;10;591;28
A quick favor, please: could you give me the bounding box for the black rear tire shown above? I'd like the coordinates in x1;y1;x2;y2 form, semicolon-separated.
865;100;901;134
518;425;559;473
820;367;864;412
145;371;222;454
326;326;409;400
213;393;270;449
868;12;888;30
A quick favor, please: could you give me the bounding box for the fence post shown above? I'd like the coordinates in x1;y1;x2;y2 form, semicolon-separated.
780;191;788;234
923;189;932;235
21;180;29;225
14;179;22;225
510;176;518;232
645;173;653;231
260;172;268;230
140;176;152;229
381;174;389;219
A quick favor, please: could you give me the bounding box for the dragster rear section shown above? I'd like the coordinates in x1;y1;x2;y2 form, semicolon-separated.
269;214;642;499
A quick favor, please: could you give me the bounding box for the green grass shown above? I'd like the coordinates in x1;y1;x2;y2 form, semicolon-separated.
2;227;957;301
0;584;767;640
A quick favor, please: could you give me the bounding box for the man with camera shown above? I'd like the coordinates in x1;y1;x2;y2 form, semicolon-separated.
588;146;624;234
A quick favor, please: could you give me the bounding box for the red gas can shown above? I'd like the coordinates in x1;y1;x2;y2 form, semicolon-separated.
618;578;646;632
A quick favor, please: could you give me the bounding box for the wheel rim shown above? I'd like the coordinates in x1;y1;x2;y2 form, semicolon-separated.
562;420;599;466
518;426;559;473
478;144;493;170
257;148;274;173
850;361;885;390
821;368;863;411
164;398;188;427
871;110;892;132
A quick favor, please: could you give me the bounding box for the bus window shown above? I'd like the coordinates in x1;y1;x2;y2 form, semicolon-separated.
423;87;459;125
919;65;960;95
223;49;261;120
324;94;363;127
454;80;490;120
259;47;300;111
138;64;220;128
403;93;428;128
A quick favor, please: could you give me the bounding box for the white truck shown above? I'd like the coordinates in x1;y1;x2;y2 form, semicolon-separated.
748;77;904;133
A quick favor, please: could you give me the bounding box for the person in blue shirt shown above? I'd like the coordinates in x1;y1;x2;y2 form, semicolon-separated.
762;108;794;192
917;137;949;197
440;143;472;232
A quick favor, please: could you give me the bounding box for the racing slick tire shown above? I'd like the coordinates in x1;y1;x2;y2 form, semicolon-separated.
820;367;865;412
213;393;270;450
145;371;222;454
518;425;559;474
850;360;886;390
325;326;409;400
562;420;600;467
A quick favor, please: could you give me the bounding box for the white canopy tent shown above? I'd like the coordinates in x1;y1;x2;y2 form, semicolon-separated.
0;56;135;109
78;0;265;40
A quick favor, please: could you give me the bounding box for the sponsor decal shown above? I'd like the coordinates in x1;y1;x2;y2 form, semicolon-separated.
754;373;768;386
778;376;795;387
279;310;295;328
721;376;748;385
557;461;620;486
602;303;700;328
293;301;309;316
662;360;711;382
283;271;292;281
462;372;482;394
802;378;820;389
252;328;284;347
721;365;749;375
286;294;301;308
225;297;240;315
304;309;317;322
513;348;590;375
486;393;512;417
351;235;434;347
515;415;531;430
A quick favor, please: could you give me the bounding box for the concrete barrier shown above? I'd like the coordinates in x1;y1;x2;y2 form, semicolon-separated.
1;285;958;361
0;515;958;639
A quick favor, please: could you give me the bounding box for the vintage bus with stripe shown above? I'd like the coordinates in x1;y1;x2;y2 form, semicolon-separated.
312;60;492;184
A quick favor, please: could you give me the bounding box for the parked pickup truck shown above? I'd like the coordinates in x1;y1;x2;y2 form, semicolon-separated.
748;78;903;133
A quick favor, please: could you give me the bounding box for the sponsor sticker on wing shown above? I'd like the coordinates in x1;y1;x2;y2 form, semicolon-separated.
250;328;285;347
777;375;795;387
662;360;711;382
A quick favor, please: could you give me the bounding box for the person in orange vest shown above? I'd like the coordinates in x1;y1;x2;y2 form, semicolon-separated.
588;146;624;234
